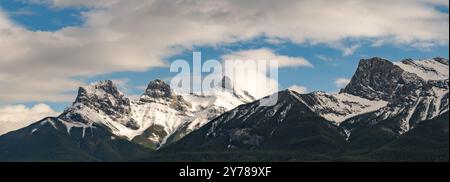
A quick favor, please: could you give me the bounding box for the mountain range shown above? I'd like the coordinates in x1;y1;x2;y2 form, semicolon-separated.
0;57;448;161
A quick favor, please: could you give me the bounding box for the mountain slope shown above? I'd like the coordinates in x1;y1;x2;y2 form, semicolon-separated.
339;57;448;150
298;91;388;125
0;117;150;161
161;90;347;156
129;78;255;148
154;57;448;161
367;112;449;161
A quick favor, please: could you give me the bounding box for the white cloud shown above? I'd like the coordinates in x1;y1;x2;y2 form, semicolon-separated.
334;78;351;88
0;103;59;135
223;68;279;99
329;42;361;56
111;78;130;93
222;48;313;68
342;44;361;56
1;0;448;103
0;73;7;81
315;54;333;62
135;85;147;91
9;7;37;16
220;49;311;98
288;85;308;94
220;49;307;99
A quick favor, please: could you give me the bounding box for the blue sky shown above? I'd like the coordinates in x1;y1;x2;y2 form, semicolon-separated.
0;0;86;31
0;0;448;112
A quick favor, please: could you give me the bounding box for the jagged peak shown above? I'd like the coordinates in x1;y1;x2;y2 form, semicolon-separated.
148;79;169;87
362;56;389;61
220;76;234;90
341;57;424;101
73;80;129;106
76;80;124;101
358;57;393;67
142;79;173;99
66;80;131;126
139;79;191;111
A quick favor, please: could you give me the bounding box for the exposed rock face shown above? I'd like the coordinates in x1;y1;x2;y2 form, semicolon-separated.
139;79;191;112
342;57;425;102
341;57;449;134
141;79;173;100
75;80;131;116
60;80;139;130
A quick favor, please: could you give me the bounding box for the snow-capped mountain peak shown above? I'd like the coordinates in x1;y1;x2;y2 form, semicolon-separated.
138;79;192;112
341;57;449;134
78;80;123;98
54;77;257;149
74;80;131;115
59;80;139;139
141;79;173;99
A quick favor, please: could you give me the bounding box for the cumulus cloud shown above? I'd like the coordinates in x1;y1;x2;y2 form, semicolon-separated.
219;48;311;98
222;48;313;68
288;85;308;94
111;78;130;93
334;78;351;88
220;49;310;99
0;104;59;135
218;48;312;99
1;0;448;103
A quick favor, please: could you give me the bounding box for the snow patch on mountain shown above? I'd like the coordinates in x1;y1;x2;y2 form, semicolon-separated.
394;58;449;81
295;91;388;125
181;87;254;131
312;92;388;124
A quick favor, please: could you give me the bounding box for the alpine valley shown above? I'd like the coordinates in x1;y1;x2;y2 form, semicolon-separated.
0;57;448;162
